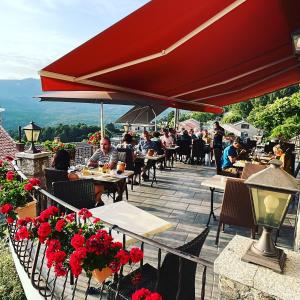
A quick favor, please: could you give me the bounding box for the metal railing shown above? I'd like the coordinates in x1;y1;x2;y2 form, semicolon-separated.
9;161;214;300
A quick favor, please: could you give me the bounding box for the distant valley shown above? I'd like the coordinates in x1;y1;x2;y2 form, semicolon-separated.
0;79;132;132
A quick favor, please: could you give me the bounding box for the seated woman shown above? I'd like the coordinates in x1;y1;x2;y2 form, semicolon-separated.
272;144;287;170
52;149;103;206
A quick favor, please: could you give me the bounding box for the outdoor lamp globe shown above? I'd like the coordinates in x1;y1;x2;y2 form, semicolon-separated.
242;159;299;273
23;121;42;153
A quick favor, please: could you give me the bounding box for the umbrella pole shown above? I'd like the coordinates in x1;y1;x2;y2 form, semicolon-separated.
150;106;157;131
174;108;179;130
100;101;104;137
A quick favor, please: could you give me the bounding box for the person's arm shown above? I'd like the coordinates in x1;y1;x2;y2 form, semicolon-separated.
88;150;100;168
228;147;238;163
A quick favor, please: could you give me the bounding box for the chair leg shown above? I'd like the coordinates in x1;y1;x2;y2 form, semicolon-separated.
125;184;128;201
215;222;222;245
251;227;256;239
222;223;225;232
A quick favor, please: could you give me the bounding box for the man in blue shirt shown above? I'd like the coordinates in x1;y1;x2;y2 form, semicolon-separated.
221;137;241;174
138;131;158;180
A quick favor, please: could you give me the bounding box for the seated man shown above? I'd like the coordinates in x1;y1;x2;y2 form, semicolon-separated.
88;137;125;204
221;137;241;175
138;131;157;180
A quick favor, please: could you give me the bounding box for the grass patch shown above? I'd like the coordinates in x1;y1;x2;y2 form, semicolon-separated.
0;239;26;300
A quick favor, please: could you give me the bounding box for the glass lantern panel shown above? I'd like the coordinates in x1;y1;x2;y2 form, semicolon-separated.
24;129;40;142
251;188;291;228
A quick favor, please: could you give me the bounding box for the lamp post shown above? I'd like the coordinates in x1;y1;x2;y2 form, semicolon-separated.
23;121;42;154
242;160;299;273
292;28;300;59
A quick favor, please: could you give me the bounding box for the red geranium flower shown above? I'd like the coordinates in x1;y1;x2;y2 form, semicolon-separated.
54;263;68;277
65;213;75;222
24;183;33;191
115;249;130;265
38;222;52;243
93;217;101;223
55;219;65;232
6;171;14;181
0;203;13;214
6;217;14;224
78;208;92;220
131;288;162;300
71;234;85;249
130;248;144;263
29;178;41;186
0;159;3;167
15;226;30;240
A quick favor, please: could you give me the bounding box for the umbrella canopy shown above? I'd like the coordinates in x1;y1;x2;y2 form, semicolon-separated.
115;104;167;128
39;0;300;110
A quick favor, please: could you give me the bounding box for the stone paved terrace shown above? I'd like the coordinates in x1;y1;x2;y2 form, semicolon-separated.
101;161;297;299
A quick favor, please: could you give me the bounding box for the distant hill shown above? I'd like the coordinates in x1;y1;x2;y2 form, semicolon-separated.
0;79;132;132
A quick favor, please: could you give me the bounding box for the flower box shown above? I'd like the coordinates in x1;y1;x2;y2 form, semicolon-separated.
92;267;113;283
15;199;37;219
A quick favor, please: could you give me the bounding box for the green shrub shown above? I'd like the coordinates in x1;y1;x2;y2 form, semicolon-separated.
0;240;26;300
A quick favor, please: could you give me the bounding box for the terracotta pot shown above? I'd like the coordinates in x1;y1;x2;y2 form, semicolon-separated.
15;142;25;152
15;200;37;219
92;267;113;283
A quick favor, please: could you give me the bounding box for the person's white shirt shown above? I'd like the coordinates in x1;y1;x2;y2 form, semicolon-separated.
160;135;174;147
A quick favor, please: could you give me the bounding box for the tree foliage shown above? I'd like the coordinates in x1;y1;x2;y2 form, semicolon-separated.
38;123;120;142
222;112;242;124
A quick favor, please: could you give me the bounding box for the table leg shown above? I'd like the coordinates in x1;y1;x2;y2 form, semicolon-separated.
151;164;157;187
206;187;217;226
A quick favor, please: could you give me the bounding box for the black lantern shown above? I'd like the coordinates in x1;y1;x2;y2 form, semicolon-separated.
242;160;299;272
292;28;300;59
23;121;42;154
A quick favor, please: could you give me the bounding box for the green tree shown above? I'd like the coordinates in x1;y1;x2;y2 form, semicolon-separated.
248;91;300;138
222;112;242;124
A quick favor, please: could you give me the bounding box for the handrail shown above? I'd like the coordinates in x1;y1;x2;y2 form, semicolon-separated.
10;160;214;299
12;160;213;268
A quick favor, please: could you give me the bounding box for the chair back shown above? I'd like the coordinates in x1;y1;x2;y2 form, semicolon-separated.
44;168;69;193
220;178;255;229
191;139;205;158
176;140;191;156
157;227;209;300
117;148;134;170
53;179;95;209
241;163;267;179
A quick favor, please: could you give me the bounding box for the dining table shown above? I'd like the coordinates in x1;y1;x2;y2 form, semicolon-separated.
201;175;240;226
89;201;172;245
135;154;165;187
76;168;134;201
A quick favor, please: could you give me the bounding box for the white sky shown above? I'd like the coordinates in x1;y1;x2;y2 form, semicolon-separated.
0;0;149;79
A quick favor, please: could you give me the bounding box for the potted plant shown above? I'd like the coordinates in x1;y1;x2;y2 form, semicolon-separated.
0;159;10;180
0;171;40;220
42;140;76;160
13;207;144;282
87;131;101;153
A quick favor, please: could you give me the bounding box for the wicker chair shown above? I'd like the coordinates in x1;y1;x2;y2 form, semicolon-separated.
107;227;209;300
52;179;96;209
240;163;267;180
215;178;256;245
44;168;69;193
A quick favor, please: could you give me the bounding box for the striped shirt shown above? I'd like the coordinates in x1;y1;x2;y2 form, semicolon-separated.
89;146;118;165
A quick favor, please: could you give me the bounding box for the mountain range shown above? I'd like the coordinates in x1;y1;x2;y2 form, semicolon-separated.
0;79;132;132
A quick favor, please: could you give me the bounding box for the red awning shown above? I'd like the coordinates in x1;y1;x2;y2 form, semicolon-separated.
40;0;300;112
